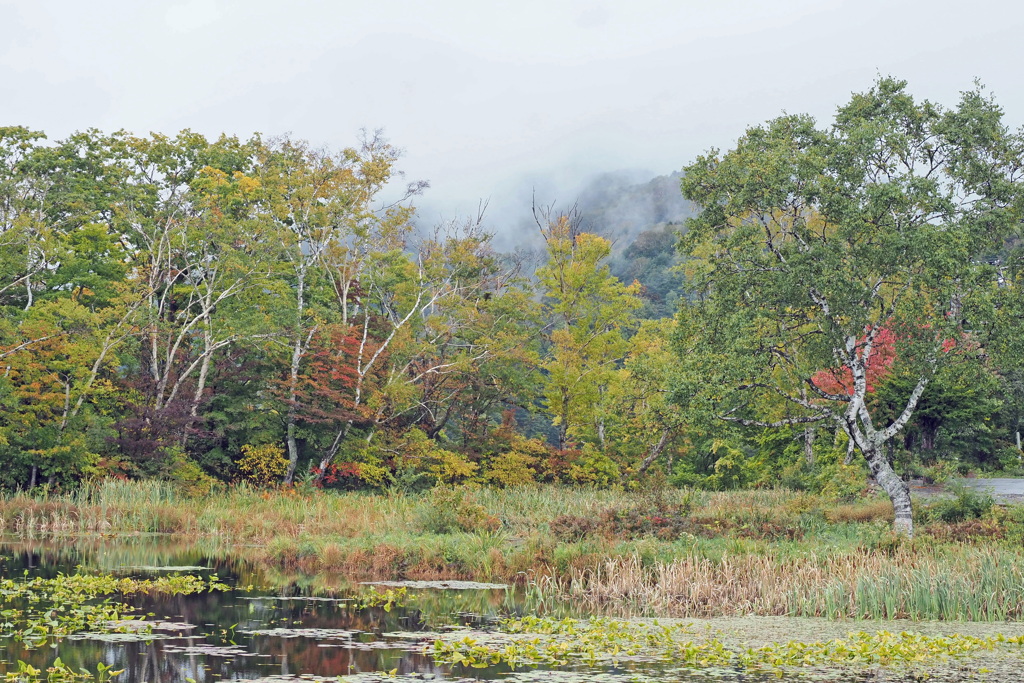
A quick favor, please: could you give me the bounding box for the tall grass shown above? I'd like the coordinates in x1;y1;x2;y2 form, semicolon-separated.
3;481;1024;621
542;547;1024;620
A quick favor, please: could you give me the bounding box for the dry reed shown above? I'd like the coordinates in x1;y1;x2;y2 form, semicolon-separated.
545;547;1024;620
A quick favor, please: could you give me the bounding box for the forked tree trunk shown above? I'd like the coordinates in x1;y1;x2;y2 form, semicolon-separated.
863;443;913;537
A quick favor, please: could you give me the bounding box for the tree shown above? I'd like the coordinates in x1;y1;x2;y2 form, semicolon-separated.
252;133;418;483
676;78;1024;536
604;318;689;480
537;210;642;450
309;214;533;483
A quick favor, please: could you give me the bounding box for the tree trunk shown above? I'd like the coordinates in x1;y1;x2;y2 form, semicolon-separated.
283;337;302;485
180;336;213;450
629;428;670;481
844;436;855;465
863;443;913;536
283;266;307;485
556;422;568;451
921;419;938;452
803;425;815;466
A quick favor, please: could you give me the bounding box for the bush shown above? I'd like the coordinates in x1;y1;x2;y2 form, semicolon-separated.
918;460;960;485
484;437;548;487
549;514;598;542
424;448;478;484
565;444;620;487
485;450;540;487
414;486;499;534
924;483;995;523
238;443;288;487
397;429;478;485
166;449;220;495
672;438;762;491
814;462;866;500
996;446;1024;473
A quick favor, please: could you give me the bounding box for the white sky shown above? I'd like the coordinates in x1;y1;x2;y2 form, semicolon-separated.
3;0;1024;235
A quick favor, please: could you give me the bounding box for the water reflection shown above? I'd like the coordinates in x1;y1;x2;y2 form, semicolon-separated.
0;538;949;683
0;537;521;682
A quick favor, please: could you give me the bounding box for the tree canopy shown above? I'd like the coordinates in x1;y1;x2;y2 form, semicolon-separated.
675;77;1024;535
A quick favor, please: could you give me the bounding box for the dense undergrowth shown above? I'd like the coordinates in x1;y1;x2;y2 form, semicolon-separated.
3;480;1024;620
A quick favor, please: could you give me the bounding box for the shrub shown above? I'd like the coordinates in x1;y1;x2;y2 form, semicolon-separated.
414;486;499;534
397;429;478;485
424;448;478;484
550;514;598;542
166;450;219;496
996;446;1024;472
918;460;960;485
565;444;620;487
484;438;546;487
238;443;288;487
310;462;363;490
925;483;995;523
814;462;866;501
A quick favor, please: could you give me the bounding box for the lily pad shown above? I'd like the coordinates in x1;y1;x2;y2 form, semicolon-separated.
120;565;210;571
317;640;417;651
216;678;333;683
66;631;177;642
360;580;507;590
106;619;196;631
242;627;360;638
239;596;351;603
162;643;254;657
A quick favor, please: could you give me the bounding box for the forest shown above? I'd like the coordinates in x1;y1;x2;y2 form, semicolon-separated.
2;78;1024;537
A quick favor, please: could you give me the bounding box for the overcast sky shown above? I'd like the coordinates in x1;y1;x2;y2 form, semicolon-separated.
3;0;1024;236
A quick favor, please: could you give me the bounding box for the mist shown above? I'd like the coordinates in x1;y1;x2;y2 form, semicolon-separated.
4;0;1024;254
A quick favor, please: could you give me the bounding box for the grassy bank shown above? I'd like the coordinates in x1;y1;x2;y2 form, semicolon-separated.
3;480;1024;620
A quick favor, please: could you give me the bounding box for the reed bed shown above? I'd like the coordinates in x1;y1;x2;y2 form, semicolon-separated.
3;480;1023;621
0;480;674;539
0;479;419;539
545;547;1024;620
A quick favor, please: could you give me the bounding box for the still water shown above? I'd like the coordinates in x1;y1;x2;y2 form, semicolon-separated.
0;536;1016;683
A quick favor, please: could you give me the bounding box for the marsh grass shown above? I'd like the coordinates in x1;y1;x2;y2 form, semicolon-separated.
3;481;1024;620
543;546;1024;620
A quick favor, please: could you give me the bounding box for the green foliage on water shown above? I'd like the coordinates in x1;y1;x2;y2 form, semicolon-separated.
0;572;228;648
3;658;123;683
431;615;1024;674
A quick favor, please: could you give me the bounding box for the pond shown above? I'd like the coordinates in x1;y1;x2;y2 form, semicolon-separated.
1;536;1022;683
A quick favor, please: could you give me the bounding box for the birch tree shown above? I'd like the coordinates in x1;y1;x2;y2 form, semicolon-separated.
254;134;422;483
114;133;276;456
676;78;1024;536
311;216;532;481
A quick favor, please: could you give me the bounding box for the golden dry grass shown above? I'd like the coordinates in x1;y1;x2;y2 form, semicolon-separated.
546;546;1024;620
824;499;894;523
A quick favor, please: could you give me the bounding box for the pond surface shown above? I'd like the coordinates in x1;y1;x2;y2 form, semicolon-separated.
0;536;1021;683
